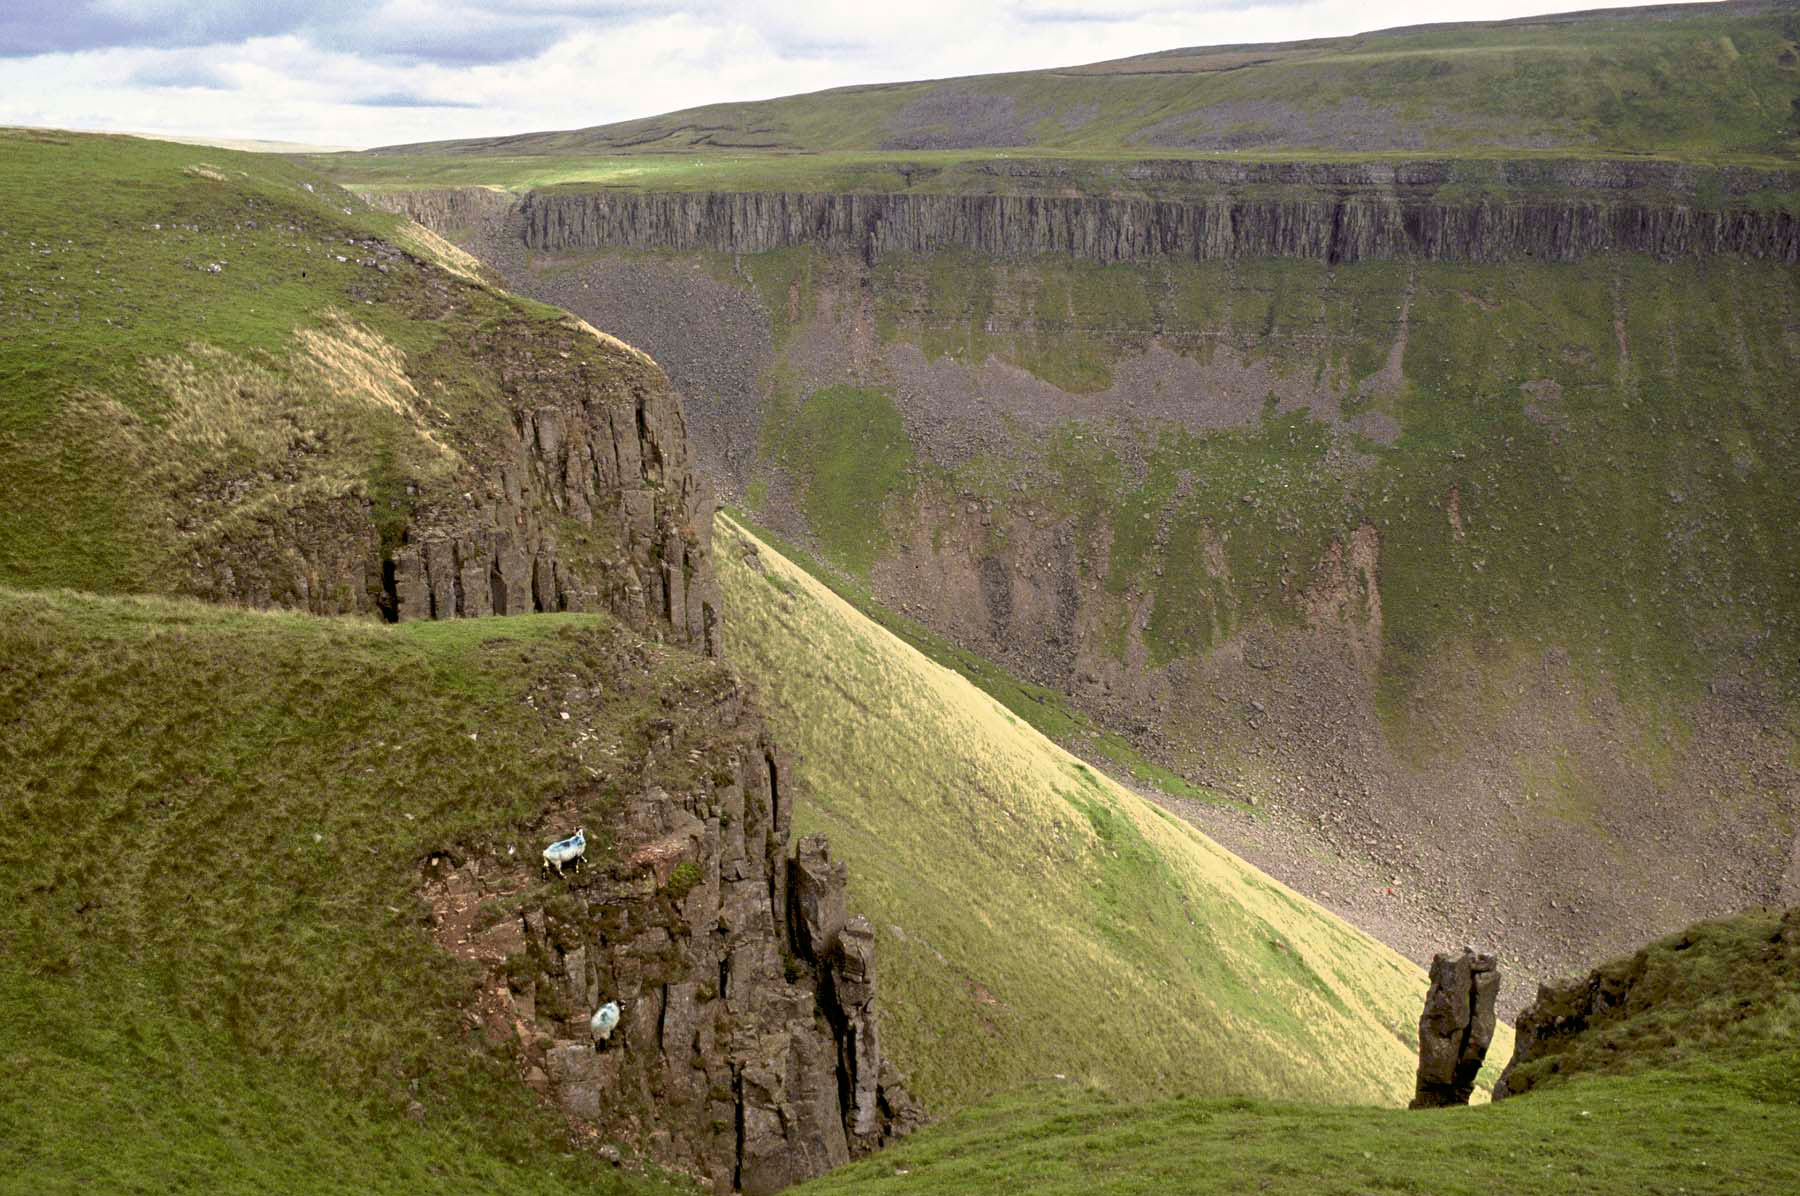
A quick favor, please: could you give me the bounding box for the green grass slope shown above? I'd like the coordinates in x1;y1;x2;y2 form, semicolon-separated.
1499;906;1800;1097
0;128;620;601
795;909;1800;1196
332;1;1800;192
0;588;720;1194
713;514;1497;1111
724;510;1223;806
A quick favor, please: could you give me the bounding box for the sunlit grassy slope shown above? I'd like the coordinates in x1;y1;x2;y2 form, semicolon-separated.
715;514;1499;1110
723;511;1223;806
331;2;1800;190
0;588;708;1195
795;909;1800;1196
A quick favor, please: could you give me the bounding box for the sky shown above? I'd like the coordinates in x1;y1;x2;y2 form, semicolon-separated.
0;0;1682;149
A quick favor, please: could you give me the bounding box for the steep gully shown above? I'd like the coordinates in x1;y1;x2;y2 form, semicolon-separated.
372;163;1800;1028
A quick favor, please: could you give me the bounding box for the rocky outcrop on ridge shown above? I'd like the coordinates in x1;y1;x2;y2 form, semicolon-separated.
185;308;720;655
1409;947;1500;1108
427;685;920;1193
387;346;719;654
1493;907;1800;1101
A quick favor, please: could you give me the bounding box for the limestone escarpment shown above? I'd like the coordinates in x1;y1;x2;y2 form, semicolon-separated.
373;158;1800;268
516;189;1798;265
427;681;919;1194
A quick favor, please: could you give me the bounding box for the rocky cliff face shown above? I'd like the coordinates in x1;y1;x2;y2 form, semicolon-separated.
516;188;1798;266
186;308;720;655
427;678;920;1193
365;158;1800;267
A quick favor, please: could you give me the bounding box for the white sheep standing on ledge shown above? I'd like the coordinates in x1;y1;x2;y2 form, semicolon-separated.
542;827;586;875
591;1000;621;1044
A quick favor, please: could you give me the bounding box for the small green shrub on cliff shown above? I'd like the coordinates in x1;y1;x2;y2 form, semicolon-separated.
666;859;704;900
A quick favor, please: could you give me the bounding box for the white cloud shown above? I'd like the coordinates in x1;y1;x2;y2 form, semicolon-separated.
0;1;1684;147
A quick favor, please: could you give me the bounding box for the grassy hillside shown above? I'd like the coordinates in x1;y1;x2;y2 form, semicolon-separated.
0;588;718;1194
1499;906;1800;1096
714;513;1498;1111
723;510;1225;805
795;909;1800;1196
323;1;1800;192
0;128;621;602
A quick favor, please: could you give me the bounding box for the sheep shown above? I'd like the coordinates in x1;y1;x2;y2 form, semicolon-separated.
590;1000;621;1044
541;827;586;875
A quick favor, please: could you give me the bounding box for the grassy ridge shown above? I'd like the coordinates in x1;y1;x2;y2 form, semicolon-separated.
795;908;1800;1196
792;1062;1800;1196
1499;907;1800;1097
714;514;1494;1111
322;3;1800;191
0;588;710;1194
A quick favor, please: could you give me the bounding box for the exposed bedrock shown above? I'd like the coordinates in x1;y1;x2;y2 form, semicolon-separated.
373;158;1800;266
1409;947;1500;1108
375;189;1800;1025
188;317;720;654
517;188;1799;265
387;386;718;653
426;693;919;1193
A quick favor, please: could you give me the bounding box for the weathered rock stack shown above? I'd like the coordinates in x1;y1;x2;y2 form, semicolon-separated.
1409;947;1500;1109
426;694;919;1194
789;835;904;1152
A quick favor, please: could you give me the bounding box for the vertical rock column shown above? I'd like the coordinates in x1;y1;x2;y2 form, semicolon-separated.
1409;947;1500;1108
788;835;923;1153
